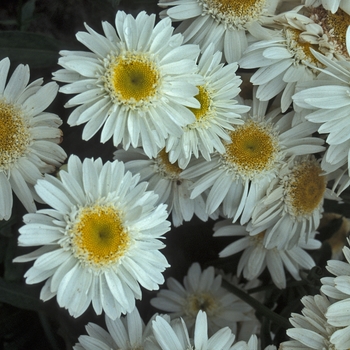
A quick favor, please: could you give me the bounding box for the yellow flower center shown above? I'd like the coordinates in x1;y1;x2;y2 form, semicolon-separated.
185;292;218;318
156;148;182;181
310;6;350;57
0;100;31;170
70;205;129;269
284;159;326;218
222;120;280;180
201;0;267;28
188;85;211;121
105;53;160;109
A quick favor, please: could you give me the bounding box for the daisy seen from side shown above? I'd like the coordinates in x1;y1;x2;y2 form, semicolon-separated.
53;11;203;158
0;57;66;220
13;155;170;319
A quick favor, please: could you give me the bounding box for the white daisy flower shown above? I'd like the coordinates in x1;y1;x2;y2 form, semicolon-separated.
114;147;212;227
158;0;281;63
250;155;335;249
182;92;325;225
293;48;350;188
0;57;66;220
166;44;248;169
151;310;236;350
13;155;170;319
74;307;155;350
303;0;350;15
231;334;276;350
320;240;350;348
214;219;320;289
150;262;248;335
53;11;203;158
239;9;326;112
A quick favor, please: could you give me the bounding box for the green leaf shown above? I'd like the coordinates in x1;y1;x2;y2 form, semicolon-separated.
0;31;61;68
20;0;36;31
106;0;121;8
0;277;45;311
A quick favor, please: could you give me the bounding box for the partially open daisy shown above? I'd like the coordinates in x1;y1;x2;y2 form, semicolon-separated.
0;57;66;220
182;92;325;224
214;220;320;289
158;0;281;63
53;11;203;158
250;155;335;249
165;44;248;169
239;8;327;112
14;155;170;319
151;262;248;335
114;147;213;227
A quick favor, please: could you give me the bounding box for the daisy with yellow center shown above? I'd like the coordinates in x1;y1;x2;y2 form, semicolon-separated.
165;44;248;169
182;91;325;225
250;155;336;250
14;155;170;319
53;11;203;158
151;262;247;335
113;147;213;227
0;57;66;220
158;0;281;62
239;8;330;112
214;219;320;289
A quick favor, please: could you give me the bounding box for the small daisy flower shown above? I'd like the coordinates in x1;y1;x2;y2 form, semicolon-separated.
303;0;350;15
0;57;66;220
214;220;320;289
158;0;281;63
250;155;335;249
74;307;155;350
280;294;342;350
53;11;203;158
293;48;350;188
239;8;326;112
14;155;170;319
166;44;248;169
152;310;236;350
182;93;324;225
114;147;212;227
151;262;248;335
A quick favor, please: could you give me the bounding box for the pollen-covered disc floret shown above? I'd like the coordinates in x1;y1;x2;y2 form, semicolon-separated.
14;155;170;319
114;147;212;227
159;0;280;62
250;155;333;249
0;57;66;220
53;11;203;158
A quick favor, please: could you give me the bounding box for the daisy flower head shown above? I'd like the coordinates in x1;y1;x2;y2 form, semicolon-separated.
279;294;341;350
182;92;325;225
14;155;170;319
151;310;236;350
114;147;213;227
74;307;154;350
214;219;320;289
239;8;328;112
158;0;281;63
166;44;248;169
151;262;248;335
53;11;203;158
0;57;66;220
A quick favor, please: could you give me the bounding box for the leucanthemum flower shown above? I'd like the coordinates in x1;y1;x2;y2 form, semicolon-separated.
182;92;324;225
151;262;249;335
249;154;336;249
165;44;248;169
53;11;203;158
158;0;281;63
303;0;350;15
214;219;320;289
114;147;214;227
74;307;155;350
13;155;170;319
280;294;341;349
151;310;236;350
0;57;66;220
239;9;327;112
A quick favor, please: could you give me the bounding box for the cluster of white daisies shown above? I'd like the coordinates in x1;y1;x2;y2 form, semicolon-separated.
2;0;350;348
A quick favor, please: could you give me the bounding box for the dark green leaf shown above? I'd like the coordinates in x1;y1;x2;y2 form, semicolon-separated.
106;0;121;8
20;0;36;31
